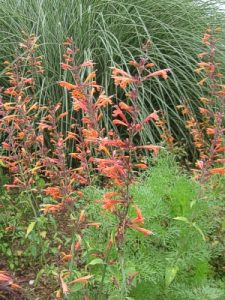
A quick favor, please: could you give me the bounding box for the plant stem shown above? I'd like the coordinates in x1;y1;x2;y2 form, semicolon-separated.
119;247;127;299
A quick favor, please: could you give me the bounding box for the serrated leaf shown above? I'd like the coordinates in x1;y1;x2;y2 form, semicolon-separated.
25;221;36;238
165;266;179;287
88;258;104;266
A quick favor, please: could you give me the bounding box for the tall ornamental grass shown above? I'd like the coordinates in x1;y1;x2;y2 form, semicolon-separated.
0;0;224;153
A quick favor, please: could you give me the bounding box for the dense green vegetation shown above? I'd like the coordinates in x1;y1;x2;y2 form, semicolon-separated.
0;154;224;299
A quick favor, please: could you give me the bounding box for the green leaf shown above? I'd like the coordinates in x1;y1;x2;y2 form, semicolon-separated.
25;221;36;238
0;160;6;167
70;283;83;293
173;216;190;224
192;222;206;241
37;178;45;189
88;258;104;266
165;266;179;287
35;269;45;285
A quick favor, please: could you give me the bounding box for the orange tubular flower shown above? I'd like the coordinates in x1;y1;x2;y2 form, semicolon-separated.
128;224;153;236
40;203;63;214
132;205;145;224
134;163;148;169
44;186;62;199
118;101;134;113
58;81;76;90
208;168;225;175
111;68;138;89
112;119;128;127
102;192;121;211
143;68;170;80
61;252;73;261
135;145;162;156
68;275;93;285
95;94;112;108
143;111;159;123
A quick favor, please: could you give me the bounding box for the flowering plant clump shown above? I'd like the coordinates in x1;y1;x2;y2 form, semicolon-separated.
1;28;224;299
177;27;225;180
0;34;170;298
55;38;170;298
